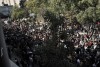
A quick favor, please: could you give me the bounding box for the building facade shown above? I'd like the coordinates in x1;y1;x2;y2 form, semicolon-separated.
0;0;20;6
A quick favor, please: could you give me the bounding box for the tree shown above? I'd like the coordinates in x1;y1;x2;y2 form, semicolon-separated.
25;1;77;67
11;5;27;19
76;0;100;23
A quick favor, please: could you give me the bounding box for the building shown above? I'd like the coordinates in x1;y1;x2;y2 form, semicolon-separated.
0;0;20;6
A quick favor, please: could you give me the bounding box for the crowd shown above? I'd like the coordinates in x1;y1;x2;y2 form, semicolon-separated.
3;18;52;67
2;18;100;67
66;23;100;67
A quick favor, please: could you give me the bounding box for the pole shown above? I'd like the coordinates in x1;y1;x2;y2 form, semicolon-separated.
0;20;11;67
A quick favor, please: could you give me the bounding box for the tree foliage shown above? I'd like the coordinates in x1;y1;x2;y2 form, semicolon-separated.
10;0;100;23
76;0;100;23
11;5;27;19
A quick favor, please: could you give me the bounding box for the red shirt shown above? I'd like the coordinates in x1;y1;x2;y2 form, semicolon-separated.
87;41;93;46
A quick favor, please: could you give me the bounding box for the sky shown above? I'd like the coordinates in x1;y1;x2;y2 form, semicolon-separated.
0;0;20;6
